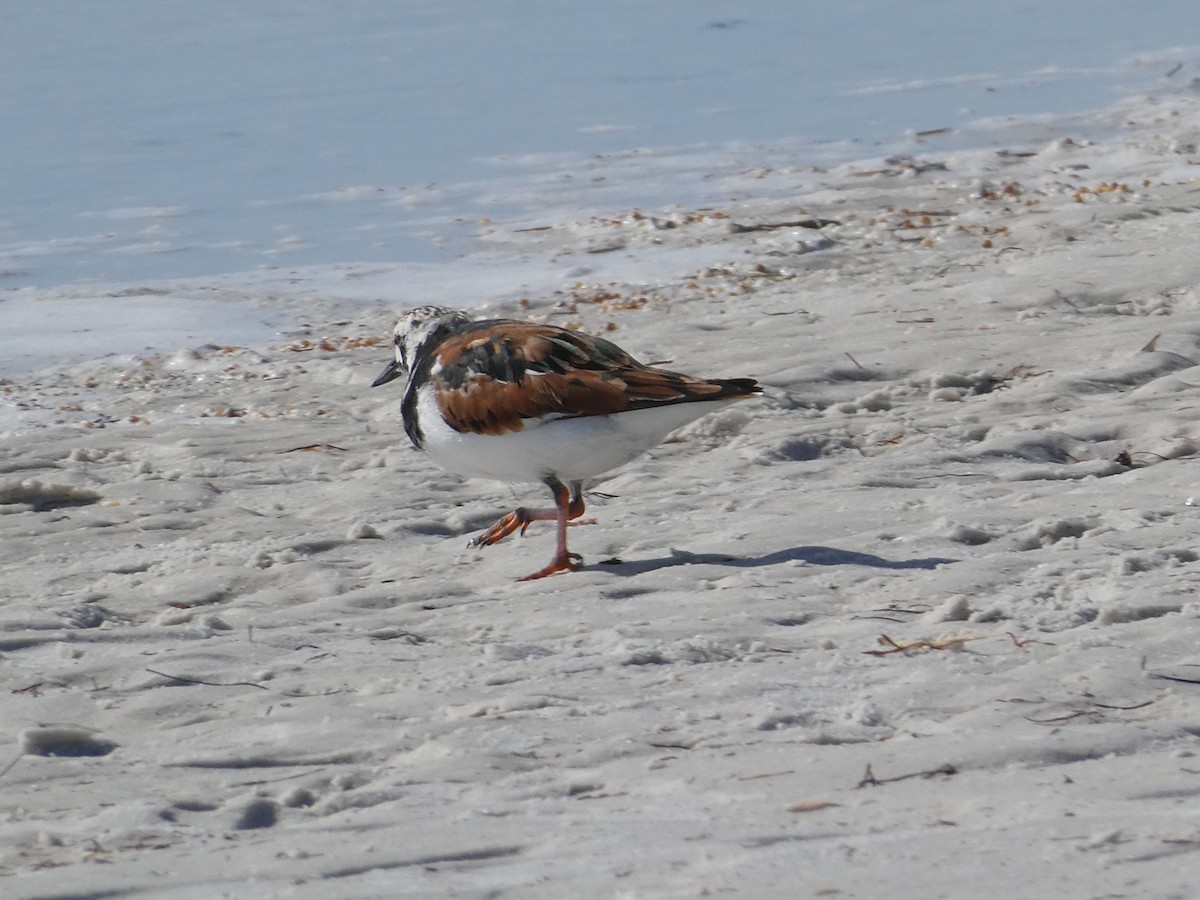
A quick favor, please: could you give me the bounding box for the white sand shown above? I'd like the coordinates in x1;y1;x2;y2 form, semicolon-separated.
4;94;1200;898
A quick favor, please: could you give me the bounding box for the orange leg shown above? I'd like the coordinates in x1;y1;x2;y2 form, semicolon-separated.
472;479;590;580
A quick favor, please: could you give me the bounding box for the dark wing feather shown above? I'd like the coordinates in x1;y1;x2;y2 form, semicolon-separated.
430;321;760;435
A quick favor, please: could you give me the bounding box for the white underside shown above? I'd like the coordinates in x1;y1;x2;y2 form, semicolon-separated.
416;388;736;484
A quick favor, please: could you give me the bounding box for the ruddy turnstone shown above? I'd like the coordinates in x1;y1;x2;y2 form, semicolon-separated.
373;306;761;580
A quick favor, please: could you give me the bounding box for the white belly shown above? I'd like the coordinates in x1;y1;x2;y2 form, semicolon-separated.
417;389;734;484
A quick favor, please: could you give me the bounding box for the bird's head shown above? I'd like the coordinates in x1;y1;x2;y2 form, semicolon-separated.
372;305;472;388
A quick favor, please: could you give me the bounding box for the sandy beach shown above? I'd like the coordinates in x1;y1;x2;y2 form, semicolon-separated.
4;91;1200;898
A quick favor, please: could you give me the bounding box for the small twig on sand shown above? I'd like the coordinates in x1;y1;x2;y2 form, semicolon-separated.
1007;632;1055;648
1148;670;1200;685
738;769;796;782
864;634;972;656
279;443;348;453
0;755;22;780
728;217;840;233
1025;697;1156;724
145;668;270;690
1093;699;1156;710
1024;710;1104;725
232;768;326;788
857;762;957;789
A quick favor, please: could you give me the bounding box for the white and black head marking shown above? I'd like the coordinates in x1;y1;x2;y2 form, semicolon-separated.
371;305;470;389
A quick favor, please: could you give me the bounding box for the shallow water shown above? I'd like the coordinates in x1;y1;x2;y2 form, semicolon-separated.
2;0;1195;289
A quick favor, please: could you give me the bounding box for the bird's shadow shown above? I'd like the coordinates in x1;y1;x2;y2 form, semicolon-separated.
596;545;956;577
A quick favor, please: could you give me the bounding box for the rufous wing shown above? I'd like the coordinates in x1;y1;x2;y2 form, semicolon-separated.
430;321;759;435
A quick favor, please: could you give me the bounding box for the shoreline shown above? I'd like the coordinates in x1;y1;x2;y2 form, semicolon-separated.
4;79;1200;379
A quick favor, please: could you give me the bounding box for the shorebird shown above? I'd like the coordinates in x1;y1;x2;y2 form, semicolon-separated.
373;306;761;580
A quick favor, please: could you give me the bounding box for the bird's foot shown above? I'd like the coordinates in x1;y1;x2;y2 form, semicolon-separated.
472;508;534;547
516;551;583;582
472;509;594;547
